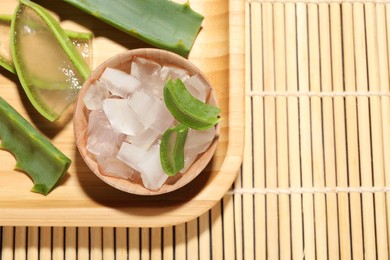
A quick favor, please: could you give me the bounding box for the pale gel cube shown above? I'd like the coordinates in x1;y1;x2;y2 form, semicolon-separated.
184;74;211;103
86;110;123;156
102;98;144;136
101;67;141;97
83;80;109;110
96;155;135;180
136;144;169;190
131;56;161;79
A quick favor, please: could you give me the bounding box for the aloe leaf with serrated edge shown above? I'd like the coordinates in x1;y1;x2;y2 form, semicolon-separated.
160;123;189;176
0;14;93;74
0;97;71;195
63;0;203;57
11;0;91;121
163;78;220;130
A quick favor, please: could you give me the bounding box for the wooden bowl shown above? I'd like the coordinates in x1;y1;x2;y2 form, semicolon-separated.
73;48;220;195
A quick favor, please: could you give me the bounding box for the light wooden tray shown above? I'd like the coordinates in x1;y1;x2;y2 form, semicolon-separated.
0;0;245;227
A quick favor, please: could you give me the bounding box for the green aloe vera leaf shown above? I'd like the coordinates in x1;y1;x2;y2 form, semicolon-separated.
0;15;15;73
63;0;204;57
163;78;220;130
160;123;189;176
0;14;93;73
0;97;71;195
11;0;91;122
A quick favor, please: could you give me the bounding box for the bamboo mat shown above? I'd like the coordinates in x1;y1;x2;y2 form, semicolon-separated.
1;0;390;259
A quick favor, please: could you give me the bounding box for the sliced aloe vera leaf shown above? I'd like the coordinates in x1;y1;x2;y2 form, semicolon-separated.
0;15;15;73
0;14;93;73
63;0;203;57
160;123;189;176
11;0;91;121
163;78;220;130
0;97;71;195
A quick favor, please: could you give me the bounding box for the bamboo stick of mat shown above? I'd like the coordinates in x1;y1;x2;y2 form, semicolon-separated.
319;4;340;258
297;3;316;259
27;227;38;260
163;226;173;259
187;219;199;260
250;1;266;259
365;3;389;259
90;227;103;260
52;227;64;260
243;1;255;259
222;194;235;260
211;202;224;260
262;2;279;259
382;3;390;252
141;227;150;260
14;226;26;260
39;227;51;260
150;228;163;259
77;227;89;260
341;3;364;259
1;227;13;260
65;227;76;259
274;3;291;259
308;4;328;259
353;3;377;259
116;227;128;260
285;3;304;259
175;223;186;259
151;228;162;259
103;227;115;259
199;212;211;259
330;4;352;258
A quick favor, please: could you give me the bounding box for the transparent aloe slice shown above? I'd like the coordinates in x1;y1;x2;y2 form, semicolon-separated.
11;0;91;121
0;15;14;73
0;14;93;74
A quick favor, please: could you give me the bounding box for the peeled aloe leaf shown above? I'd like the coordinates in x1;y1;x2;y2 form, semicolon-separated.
63;0;204;57
0;14;93;73
11;0;91;121
0;97;71;195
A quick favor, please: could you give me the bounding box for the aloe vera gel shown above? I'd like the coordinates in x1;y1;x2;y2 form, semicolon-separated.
83;56;219;190
0;15;14;72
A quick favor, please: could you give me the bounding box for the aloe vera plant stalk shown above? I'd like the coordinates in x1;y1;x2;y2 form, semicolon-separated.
63;0;204;57
0;97;71;195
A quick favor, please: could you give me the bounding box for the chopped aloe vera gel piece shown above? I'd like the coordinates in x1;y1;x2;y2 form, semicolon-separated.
11;0;91;121
0;15;15;73
0;14;93;73
160;123;189;176
163;78;220;130
65;30;93;67
63;0;204;57
0;97;71;195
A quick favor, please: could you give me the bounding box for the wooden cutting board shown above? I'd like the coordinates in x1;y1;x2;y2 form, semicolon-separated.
0;0;245;227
